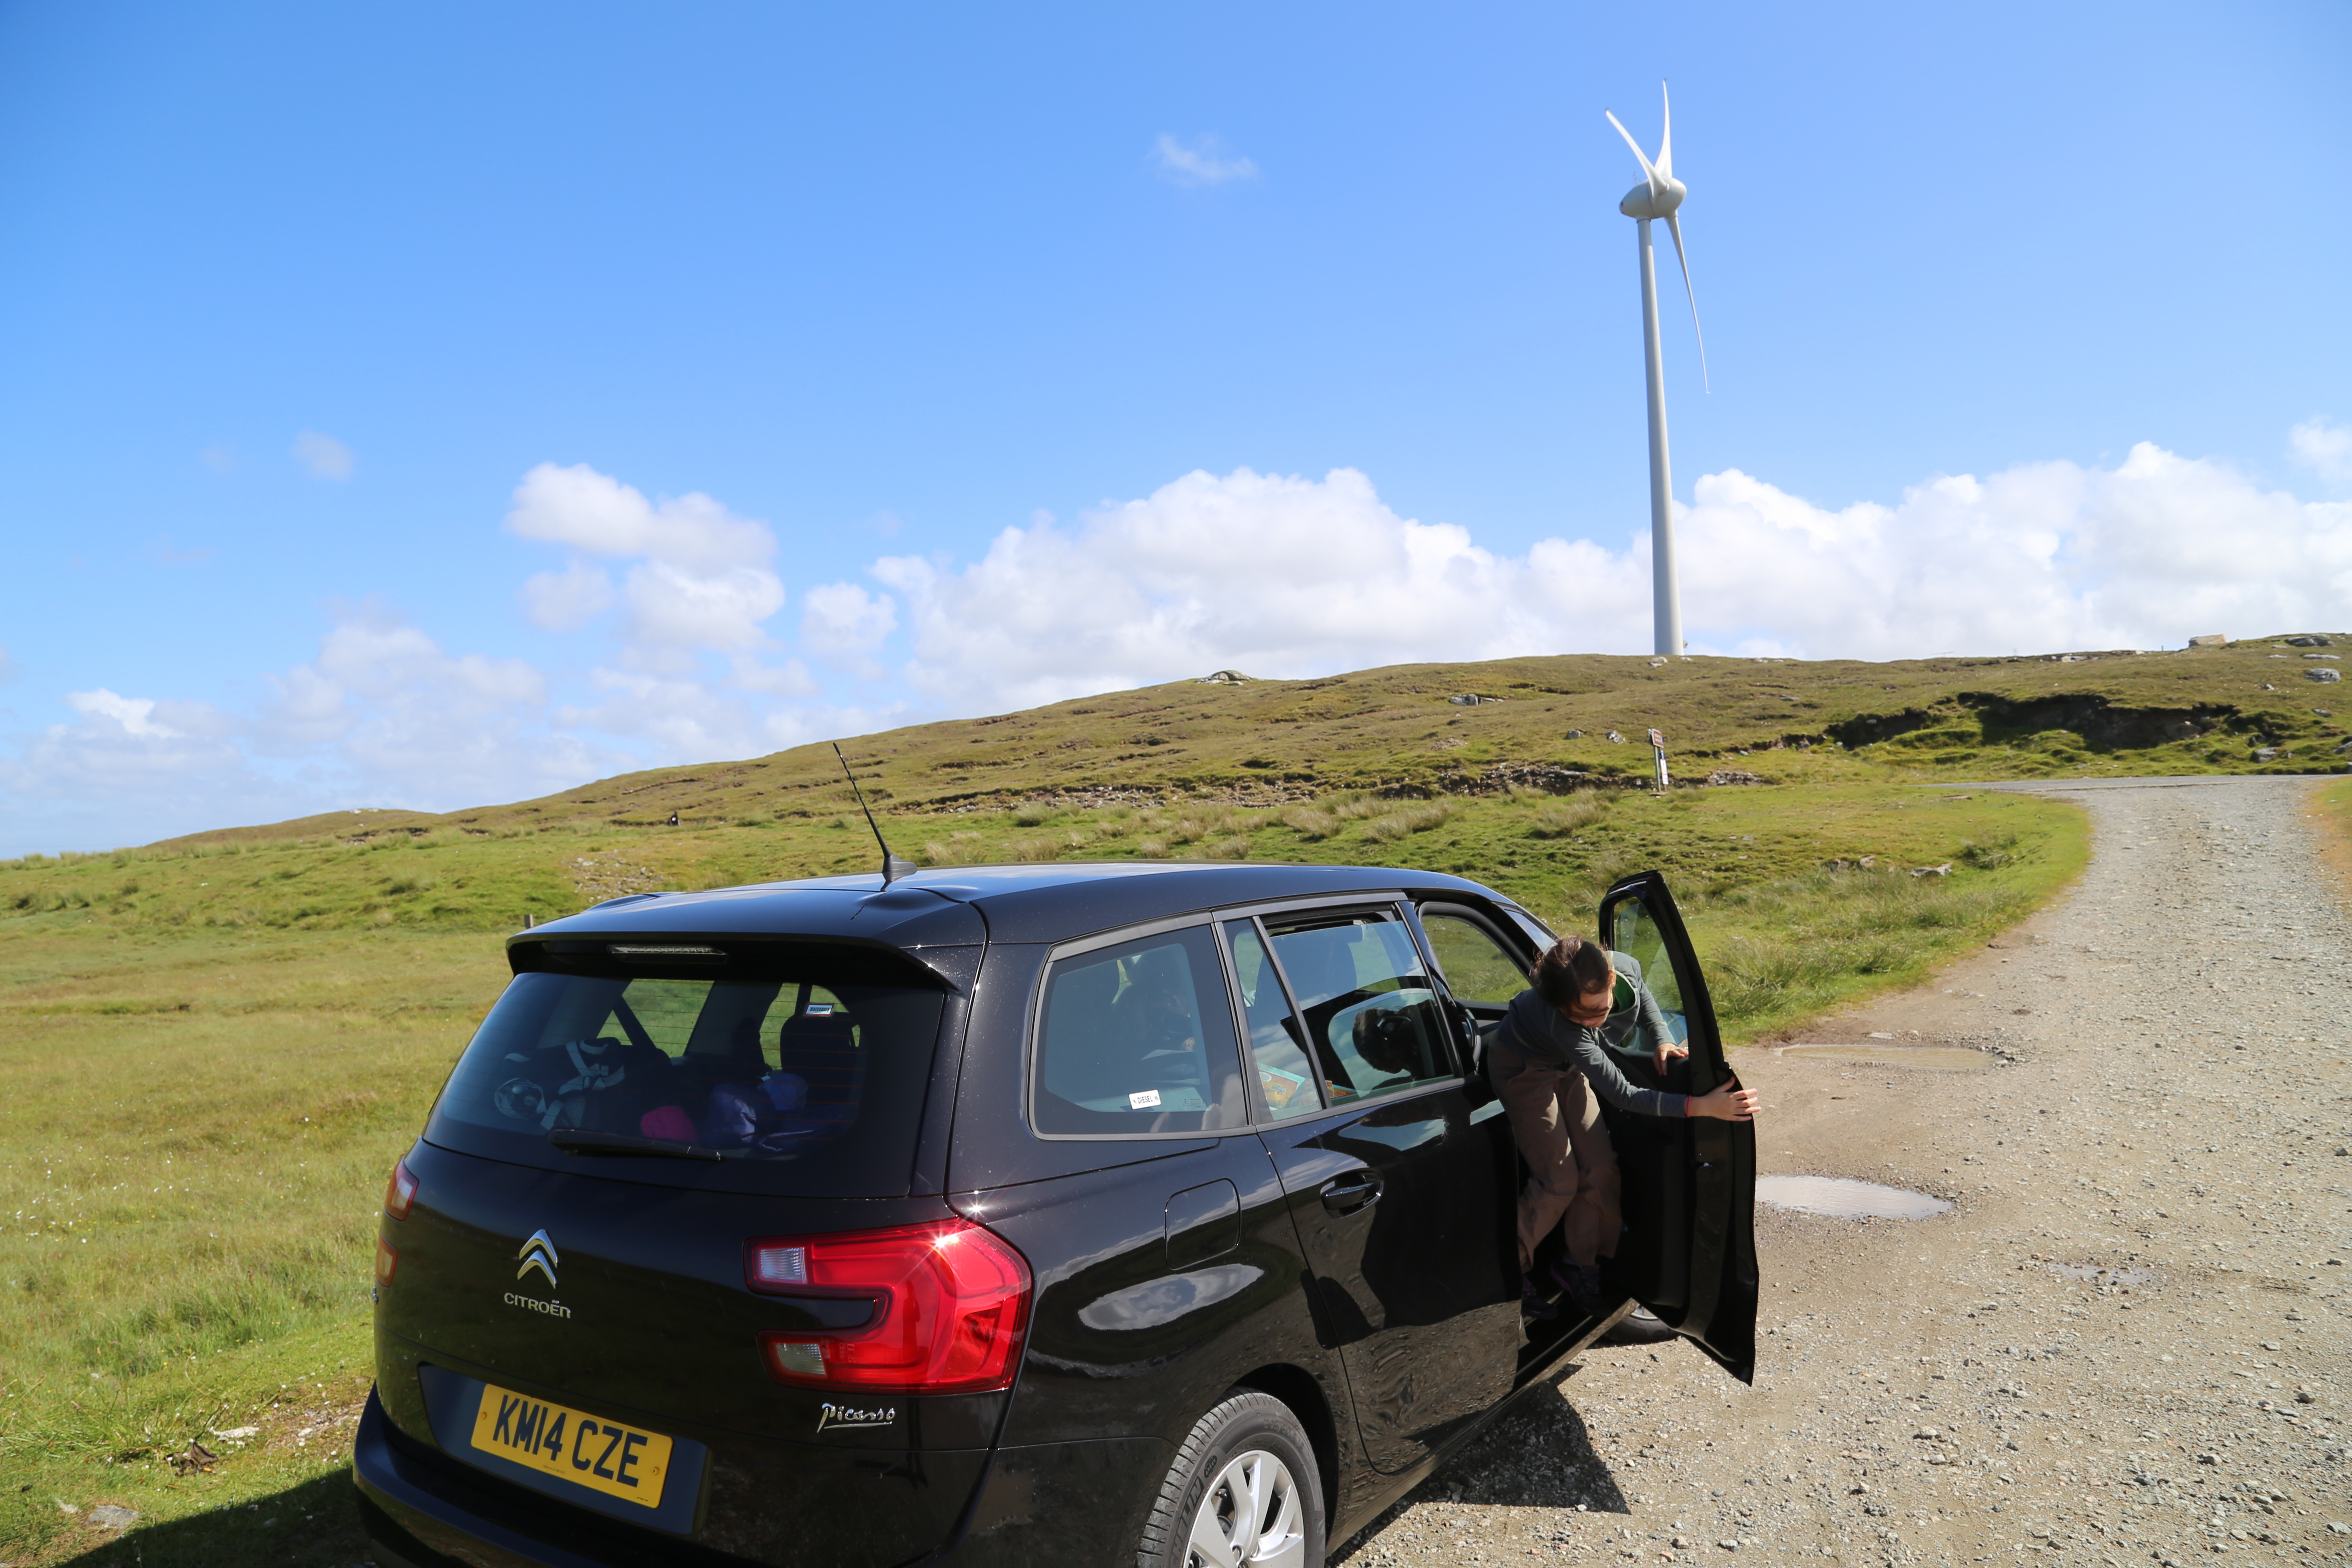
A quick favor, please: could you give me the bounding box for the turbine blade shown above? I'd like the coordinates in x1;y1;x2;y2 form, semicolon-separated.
1604;110;1660;197
1656;81;1672;179
1664;212;1709;392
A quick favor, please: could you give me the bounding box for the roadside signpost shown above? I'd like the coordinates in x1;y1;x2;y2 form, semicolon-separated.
1649;728;1669;792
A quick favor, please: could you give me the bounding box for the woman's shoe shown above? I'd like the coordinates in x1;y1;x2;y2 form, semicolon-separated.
1520;1275;1559;1322
1547;1259;1608;1320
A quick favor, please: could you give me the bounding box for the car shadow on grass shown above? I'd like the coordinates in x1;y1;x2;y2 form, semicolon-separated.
1331;1367;1631;1562
56;1468;378;1568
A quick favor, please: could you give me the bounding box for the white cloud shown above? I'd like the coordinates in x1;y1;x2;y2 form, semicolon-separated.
506;463;786;662
875;466;1642;709
10;438;2347;856
620;560;785;656
2291;416;2352;486
799;582;899;676
876;447;2352;702
1152;133;1258;187
3;686;267;850
507;463;772;572
1675;444;2352;655
293;430;355;480
260;605;560;798
67;688;181;738
520;560;615;631
730;655;821;698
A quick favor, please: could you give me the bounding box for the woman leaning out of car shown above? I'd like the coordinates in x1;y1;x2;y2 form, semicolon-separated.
1490;933;1758;1321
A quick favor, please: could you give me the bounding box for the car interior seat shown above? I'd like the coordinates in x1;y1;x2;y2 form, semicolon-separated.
1105;945;1212;1104
670;1013;769;1125
773;1008;863;1133
1040;959;1127;1111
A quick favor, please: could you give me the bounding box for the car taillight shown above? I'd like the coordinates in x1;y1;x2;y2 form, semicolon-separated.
383;1155;419;1221
375;1239;399;1285
747;1219;1032;1395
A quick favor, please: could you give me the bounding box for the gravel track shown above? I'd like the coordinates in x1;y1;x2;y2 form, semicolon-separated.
1335;775;2350;1568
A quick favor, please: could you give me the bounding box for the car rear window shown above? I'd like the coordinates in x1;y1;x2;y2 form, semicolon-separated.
425;958;947;1196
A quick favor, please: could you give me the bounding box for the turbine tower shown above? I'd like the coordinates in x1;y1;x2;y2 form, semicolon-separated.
1606;83;1707;658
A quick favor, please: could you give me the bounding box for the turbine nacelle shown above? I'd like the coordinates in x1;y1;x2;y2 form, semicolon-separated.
1605;82;1706;390
1619;176;1685;220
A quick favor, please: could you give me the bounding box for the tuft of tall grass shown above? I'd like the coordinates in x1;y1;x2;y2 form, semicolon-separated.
1525;793;1614;839
1958;836;2018;870
1002;833;1065;862
1280;805;1339;840
1360;802;1454;843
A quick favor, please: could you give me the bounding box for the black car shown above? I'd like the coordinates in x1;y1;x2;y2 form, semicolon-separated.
354;861;1755;1568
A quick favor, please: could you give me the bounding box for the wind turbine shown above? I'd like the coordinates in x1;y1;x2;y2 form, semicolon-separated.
1605;83;1707;659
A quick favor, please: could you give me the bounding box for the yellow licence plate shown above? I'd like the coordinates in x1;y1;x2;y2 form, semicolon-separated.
469;1383;674;1508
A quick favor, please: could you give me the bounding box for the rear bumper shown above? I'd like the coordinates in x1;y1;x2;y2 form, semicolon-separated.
355;1389;623;1568
355;1386;1170;1568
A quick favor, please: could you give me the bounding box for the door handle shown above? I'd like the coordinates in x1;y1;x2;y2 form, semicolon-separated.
1320;1172;1384;1216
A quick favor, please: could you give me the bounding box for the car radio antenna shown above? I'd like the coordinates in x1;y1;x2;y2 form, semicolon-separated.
833;742;919;888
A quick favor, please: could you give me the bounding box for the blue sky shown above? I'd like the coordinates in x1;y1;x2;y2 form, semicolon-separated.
3;1;2348;854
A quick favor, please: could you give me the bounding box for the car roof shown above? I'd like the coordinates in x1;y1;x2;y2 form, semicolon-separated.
520;860;1510;950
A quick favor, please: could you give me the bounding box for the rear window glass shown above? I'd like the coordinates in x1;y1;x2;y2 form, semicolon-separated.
426;968;946;1196
1032;925;1246;1136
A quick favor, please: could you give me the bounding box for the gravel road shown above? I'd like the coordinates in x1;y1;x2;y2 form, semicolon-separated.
1334;774;2350;1568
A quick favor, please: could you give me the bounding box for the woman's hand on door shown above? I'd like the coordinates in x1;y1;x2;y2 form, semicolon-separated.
1686;1081;1758;1121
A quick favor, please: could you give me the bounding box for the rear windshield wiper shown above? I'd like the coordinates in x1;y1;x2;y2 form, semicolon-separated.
548;1129;725;1163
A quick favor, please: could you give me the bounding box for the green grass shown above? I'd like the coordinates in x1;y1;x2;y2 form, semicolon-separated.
0;931;506;1565
2312;777;2352;888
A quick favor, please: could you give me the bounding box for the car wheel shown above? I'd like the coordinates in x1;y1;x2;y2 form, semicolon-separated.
1138;1389;1324;1568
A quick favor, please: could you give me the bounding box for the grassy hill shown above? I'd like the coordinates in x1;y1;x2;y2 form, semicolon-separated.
0;635;2336;943
141;632;2352;842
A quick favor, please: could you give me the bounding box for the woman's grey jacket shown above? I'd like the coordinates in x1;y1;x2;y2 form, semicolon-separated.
1494;950;1689;1119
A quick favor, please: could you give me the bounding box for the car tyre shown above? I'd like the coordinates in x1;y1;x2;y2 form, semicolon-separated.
1138;1389;1324;1568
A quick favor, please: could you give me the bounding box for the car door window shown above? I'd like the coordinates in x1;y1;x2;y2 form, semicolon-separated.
1418;911;1528;1004
1222;919;1324;1121
1033;924;1247;1136
1604;899;1691;1060
1261;907;1455;1105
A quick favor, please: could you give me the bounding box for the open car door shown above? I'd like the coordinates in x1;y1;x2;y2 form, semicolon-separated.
1596;870;1756;1382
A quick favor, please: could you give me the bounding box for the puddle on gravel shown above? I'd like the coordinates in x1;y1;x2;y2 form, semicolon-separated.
1755;1175;1954;1219
1778;1044;1996;1072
